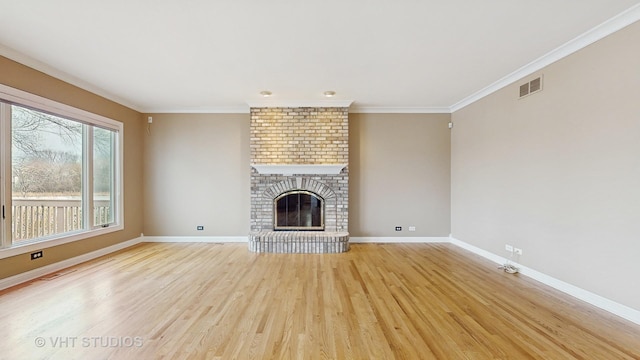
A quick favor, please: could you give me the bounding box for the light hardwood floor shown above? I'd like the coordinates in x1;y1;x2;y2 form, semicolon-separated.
0;242;638;359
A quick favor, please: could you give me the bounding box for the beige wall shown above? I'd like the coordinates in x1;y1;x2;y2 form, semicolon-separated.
142;113;250;236
350;113;451;237
142;112;452;238
451;21;640;310
0;56;144;279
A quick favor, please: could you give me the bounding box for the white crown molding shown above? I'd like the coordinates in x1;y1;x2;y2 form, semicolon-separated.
142;106;250;114
349;106;452;114
246;99;353;108
144;105;454;114
4;3;639;116
450;3;640;113
251;164;347;176
0;44;143;112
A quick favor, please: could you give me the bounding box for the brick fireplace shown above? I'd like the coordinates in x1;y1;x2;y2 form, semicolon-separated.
249;105;350;253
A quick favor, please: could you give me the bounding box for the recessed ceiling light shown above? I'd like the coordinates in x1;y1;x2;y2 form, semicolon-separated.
260;90;272;97
323;91;336;97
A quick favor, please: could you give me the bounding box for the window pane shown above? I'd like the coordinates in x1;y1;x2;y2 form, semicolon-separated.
93;127;115;226
11;105;83;242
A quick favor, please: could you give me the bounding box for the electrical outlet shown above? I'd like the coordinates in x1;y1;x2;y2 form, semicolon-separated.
505;244;513;252
514;248;523;255
197;226;204;231
31;251;43;260
408;226;416;232
395;226;402;231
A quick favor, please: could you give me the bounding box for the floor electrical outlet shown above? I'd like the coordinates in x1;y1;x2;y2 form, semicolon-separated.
500;244;519;274
31;251;43;260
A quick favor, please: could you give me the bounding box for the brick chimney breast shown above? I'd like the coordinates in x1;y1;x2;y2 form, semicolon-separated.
249;106;349;252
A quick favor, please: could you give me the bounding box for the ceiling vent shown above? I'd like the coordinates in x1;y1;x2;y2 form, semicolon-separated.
519;75;543;99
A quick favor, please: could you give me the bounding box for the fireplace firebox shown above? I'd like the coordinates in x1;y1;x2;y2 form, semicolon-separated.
274;191;324;231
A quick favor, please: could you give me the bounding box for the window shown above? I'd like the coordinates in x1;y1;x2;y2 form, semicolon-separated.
11;105;84;242
93;127;116;226
1;84;123;257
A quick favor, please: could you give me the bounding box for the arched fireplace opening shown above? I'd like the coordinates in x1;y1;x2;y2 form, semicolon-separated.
274;191;324;231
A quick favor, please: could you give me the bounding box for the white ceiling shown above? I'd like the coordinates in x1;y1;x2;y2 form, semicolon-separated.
1;1;639;113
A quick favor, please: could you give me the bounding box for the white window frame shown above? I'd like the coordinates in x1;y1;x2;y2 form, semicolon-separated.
0;84;124;259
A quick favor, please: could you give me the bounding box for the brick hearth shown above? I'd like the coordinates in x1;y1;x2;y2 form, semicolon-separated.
248;231;349;254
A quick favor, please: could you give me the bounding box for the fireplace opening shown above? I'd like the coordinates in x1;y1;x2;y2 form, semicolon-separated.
274;190;324;231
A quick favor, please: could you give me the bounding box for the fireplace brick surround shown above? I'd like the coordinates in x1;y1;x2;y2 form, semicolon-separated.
249;106;349;253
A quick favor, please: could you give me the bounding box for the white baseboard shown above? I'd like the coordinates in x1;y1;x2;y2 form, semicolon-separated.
0;237;143;291
350;236;450;243
142;236;451;244
141;236;248;243
143;236;452;244
4;234;637;325
448;237;507;264
449;236;640;326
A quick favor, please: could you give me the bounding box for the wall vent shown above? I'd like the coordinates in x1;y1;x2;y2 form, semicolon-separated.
519;76;543;98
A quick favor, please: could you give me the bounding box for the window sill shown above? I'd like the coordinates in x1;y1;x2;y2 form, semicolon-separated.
0;224;123;260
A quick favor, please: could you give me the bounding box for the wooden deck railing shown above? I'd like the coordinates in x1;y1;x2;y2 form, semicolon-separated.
12;199;111;242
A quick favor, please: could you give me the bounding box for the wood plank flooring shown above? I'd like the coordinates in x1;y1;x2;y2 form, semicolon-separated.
0;242;638;359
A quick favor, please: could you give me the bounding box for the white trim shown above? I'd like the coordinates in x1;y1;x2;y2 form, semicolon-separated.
450;4;640;112
140;105;454;114
3;233;638;325
251;164;347;176
0;84;122;130
448;236;506;265
448;236;640;325
1;104;10;249
518;265;640;326
0;237;142;291
141;236;248;243
142;106;250;114
246;100;353;108
0;44;142;112
3;5;640;116
0;226;124;260
144;106;453;114
143;236;451;244
350;236;450;243
0;84;125;258
349;106;451;114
